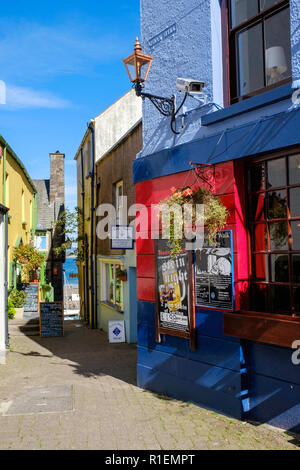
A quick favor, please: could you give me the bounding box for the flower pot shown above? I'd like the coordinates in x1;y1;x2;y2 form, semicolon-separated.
14;307;24;320
117;275;127;282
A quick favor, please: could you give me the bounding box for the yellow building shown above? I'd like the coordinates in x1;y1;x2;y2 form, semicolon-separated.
74;127;94;326
0;134;37;289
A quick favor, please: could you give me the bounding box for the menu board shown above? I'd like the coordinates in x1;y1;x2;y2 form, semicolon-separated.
195;231;234;310
22;283;39;313
40;302;64;337
155;240;196;349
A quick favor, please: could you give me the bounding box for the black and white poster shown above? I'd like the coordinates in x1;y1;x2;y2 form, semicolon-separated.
156;240;190;333
195;231;234;310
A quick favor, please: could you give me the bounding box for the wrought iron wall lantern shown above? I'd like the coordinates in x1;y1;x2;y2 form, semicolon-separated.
123;38;188;135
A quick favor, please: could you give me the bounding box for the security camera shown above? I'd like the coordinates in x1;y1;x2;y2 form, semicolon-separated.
176;78;205;94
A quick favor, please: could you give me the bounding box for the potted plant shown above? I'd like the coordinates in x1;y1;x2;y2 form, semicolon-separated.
116;267;127;282
14;244;44;283
8;289;27;320
8;299;15;320
159;185;229;258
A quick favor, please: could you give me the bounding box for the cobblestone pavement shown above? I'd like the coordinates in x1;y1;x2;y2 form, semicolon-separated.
0;321;299;450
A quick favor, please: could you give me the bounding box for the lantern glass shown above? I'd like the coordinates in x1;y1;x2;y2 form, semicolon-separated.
123;38;153;83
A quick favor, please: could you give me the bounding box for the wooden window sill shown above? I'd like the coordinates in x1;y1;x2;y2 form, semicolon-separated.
223;311;300;348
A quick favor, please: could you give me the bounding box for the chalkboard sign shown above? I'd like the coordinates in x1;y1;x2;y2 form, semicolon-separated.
155;240;196;349
40;302;64;337
194;231;234;310
22;283;39;313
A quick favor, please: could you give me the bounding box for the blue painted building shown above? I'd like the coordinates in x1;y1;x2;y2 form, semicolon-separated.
133;0;300;432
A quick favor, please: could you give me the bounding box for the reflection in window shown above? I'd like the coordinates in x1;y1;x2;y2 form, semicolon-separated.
238;24;264;96
231;0;258;27
103;263;123;310
266;158;285;189
271;254;289;282
289;188;300;218
265;8;291;87
267;190;287;219
289;154;300;186
291;221;300;251
229;1;291;102
247;153;300;316
269;222;288;250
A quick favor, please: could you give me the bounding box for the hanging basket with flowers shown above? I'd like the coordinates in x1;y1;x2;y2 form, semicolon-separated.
159;185;229;258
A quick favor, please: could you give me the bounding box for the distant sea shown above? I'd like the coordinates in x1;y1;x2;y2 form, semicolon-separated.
63;258;79;286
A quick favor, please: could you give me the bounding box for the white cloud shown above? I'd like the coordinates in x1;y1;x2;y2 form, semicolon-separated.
5;84;70;109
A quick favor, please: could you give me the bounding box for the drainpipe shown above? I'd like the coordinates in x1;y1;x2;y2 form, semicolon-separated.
88;123;96;329
80;148;87;322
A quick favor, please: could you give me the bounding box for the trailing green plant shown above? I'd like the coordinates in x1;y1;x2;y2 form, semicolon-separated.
159;185;229;258
8;289;26;308
53;207;84;261
8;299;15;320
14;244;44;282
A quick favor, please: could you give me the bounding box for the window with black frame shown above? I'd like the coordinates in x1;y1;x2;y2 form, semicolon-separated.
229;0;291;103
247;152;300;316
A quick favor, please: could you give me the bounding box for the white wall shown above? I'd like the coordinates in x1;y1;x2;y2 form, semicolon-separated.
94;89;142;163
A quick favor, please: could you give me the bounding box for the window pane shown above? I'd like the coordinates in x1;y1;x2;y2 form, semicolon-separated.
238;23;264;96
231;0;259;28
115;265;122;308
270;285;290;314
291;221;300;251
252;283;268;312
267;190;287;219
253;254;268;281
293;287;300;313
289;188;300;218
266;158;285;189
289;154;300;186
265;7;292;86
248;164;265;192
292;255;300;283
260;0;282;11
271;254;289;282
252;224;267;251
105;264;114;304
269;222;288;250
250;193;265;221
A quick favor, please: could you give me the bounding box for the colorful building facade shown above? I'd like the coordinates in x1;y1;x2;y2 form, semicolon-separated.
33;151;66;302
0;135;37;290
134;0;300;432
75;89;142;342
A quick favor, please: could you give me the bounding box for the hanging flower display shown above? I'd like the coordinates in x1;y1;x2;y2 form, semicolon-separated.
159;185;229;258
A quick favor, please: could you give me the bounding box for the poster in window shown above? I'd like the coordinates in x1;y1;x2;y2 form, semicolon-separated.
155;239;196;349
194;230;234;310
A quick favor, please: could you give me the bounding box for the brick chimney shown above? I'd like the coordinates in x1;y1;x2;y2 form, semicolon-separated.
49;151;65;208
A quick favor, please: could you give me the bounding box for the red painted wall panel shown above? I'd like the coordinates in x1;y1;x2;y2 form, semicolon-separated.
135;159;248;310
137;277;155;302
137;255;155;278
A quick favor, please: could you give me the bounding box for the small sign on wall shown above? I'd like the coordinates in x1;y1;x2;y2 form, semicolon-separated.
108;321;126;343
110;226;134;250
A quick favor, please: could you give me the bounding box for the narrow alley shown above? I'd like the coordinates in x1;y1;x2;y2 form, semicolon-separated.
0;321;299;451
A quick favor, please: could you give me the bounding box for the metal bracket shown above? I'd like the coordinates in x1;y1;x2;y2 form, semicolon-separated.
135;82;187;134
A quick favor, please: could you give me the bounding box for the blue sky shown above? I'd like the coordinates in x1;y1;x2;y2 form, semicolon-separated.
0;0;140;210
